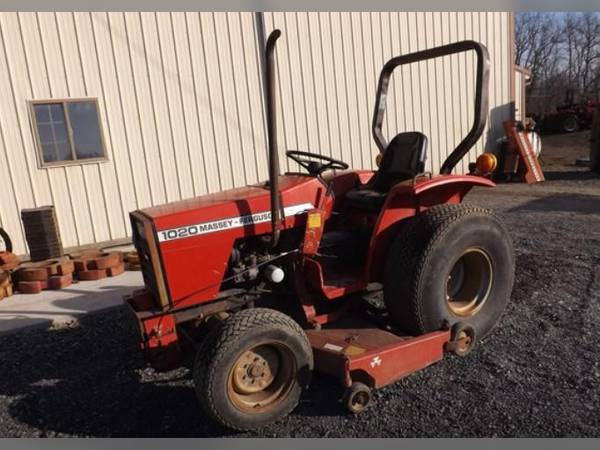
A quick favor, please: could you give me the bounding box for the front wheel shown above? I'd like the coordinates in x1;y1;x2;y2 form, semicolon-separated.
343;382;372;414
384;204;515;341
193;308;313;431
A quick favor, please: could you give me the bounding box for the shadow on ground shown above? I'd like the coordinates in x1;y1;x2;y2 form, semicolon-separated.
543;171;599;182
0;308;228;437
0;307;347;437
1;247;599;436
510;192;600;214
0;283;140;336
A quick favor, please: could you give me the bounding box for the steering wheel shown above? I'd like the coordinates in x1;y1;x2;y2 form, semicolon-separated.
286;150;349;176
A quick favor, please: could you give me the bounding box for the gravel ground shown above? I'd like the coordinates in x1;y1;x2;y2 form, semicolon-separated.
0;132;599;437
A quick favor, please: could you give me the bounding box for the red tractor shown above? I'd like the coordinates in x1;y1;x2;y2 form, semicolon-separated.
535;89;599;133
125;30;515;430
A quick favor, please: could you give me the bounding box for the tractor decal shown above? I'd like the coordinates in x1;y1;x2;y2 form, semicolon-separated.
370;356;382;368
157;202;314;242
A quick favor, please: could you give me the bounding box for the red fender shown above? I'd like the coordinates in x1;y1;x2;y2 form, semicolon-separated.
365;175;495;282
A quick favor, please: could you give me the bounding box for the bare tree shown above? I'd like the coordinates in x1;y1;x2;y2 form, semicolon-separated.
566;13;600;98
516;12;600;114
515;13;562;91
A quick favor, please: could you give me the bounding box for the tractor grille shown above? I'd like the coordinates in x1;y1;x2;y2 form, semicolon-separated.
130;212;170;309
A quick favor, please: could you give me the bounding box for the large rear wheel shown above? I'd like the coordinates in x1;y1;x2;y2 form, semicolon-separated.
193;308;313;431
383;204;515;340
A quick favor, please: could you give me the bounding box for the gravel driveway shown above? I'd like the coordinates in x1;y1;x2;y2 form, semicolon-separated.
0;132;598;437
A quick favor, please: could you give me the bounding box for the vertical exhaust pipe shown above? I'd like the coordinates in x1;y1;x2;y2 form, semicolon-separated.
265;29;282;248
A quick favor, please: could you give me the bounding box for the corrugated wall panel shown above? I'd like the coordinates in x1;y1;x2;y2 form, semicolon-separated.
91;11;138;238
59;13;110;244
264;12;513;176
171;13;206;196
74;12;128;241
236;12;269;184
0;12;266;255
0;12;512;256
514;67;529;122
36;13;87;246
0;13;61;252
106;12;153;212
515;73;523;121
55;13;100;245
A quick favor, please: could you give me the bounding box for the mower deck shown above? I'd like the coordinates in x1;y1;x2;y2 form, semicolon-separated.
306;318;451;389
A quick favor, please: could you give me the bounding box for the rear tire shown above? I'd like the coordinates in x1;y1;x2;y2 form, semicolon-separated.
193;308;313;431
383;204;515;340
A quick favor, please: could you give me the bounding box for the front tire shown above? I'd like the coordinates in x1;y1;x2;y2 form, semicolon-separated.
343;382;372;414
384;204;515;340
193;308;313;431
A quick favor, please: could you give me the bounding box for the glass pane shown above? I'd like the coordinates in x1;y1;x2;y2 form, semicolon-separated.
37;123;53;143
67;101;105;160
49;103;65;123
41;142;72;163
41;143;56;162
56;141;73;161
34;104;50;123
53;122;68;142
34;103;71;164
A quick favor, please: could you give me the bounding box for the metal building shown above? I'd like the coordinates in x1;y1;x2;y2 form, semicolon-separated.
0;12;517;256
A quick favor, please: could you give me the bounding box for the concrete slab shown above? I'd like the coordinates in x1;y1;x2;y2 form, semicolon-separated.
0;271;144;335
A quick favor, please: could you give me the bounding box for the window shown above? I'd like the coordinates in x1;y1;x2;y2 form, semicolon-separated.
30;99;107;167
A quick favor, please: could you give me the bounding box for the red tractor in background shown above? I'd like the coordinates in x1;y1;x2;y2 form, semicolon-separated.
125;30;515;430
534;89;599;134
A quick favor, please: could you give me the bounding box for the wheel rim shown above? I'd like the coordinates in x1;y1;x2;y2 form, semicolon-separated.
227;343;296;414
350;391;370;412
446;248;493;317
455;330;473;354
564;117;577;132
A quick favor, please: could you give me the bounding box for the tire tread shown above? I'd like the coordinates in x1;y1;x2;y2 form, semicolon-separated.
193;308;311;431
384;203;507;334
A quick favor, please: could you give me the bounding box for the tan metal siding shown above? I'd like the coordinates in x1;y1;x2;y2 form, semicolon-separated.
515;70;523;122
264;12;513;176
514;66;530;122
0;12;266;255
0;12;512;256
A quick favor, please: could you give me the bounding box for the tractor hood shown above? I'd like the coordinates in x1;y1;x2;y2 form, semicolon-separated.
139;175;324;234
131;174;327;307
141;181;271;222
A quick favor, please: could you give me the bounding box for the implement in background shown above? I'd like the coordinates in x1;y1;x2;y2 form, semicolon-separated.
502;120;545;183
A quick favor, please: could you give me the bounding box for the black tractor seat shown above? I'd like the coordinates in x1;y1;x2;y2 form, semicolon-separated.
344;189;388;212
345;131;428;212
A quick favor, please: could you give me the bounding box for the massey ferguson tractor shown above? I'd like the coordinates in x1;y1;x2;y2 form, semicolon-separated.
125;30;515;430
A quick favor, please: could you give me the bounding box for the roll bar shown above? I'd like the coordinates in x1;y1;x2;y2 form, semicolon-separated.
372;40;490;174
265;29;282;248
